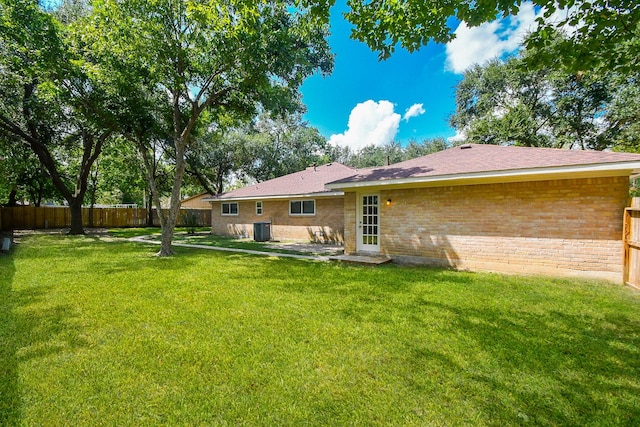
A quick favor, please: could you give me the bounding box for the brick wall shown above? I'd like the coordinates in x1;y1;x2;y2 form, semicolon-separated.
344;176;629;281
344;192;356;253
211;197;344;242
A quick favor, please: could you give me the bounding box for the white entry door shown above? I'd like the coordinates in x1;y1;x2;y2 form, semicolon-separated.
356;193;380;253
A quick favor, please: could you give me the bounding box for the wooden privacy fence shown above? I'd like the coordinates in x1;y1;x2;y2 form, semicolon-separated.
623;205;640;289
0;206;211;231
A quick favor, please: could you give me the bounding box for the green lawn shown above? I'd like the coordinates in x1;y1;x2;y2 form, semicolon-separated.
107;227;210;239
1;235;639;426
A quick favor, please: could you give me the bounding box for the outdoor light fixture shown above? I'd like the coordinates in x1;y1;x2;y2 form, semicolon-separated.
386;198;392;206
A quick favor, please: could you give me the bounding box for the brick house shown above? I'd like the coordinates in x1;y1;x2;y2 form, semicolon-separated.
326;144;640;282
204;162;356;242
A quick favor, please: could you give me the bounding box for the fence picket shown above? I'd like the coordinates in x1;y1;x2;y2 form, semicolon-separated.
623;198;640;288
0;206;211;231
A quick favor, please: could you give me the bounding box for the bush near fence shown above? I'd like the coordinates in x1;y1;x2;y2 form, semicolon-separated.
0;206;211;231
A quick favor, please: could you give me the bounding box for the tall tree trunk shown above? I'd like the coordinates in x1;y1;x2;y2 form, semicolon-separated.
158;135;187;256
7;187;18;207
68;197;84;235
146;190;154;227
216;167;224;195
88;160;100;228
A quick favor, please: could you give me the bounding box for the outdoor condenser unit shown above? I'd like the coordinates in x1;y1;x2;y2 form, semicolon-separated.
253;222;271;242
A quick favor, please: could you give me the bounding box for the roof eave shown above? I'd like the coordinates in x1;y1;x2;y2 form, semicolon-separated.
202;191;345;203
325;162;640;191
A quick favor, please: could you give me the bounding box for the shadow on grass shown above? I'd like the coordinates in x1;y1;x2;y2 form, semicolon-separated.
0;250;18;425
0;243;90;426
404;299;640;424
242;259;640;424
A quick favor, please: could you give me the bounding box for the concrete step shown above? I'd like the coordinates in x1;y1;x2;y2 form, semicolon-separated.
329;254;392;265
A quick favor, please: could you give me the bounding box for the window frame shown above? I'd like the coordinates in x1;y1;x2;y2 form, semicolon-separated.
289;199;316;216
221;202;238;216
256;201;263;216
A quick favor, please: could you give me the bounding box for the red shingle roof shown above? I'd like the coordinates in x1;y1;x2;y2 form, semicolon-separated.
329;144;640;185
208;162;356;200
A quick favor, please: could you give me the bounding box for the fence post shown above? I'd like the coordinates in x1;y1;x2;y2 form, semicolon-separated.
623;208;631;285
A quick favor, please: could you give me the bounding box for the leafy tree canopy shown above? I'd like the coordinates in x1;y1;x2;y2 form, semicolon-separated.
79;0;333;254
449;39;640;151
0;0;115;232
345;0;639;74
329;138;449;168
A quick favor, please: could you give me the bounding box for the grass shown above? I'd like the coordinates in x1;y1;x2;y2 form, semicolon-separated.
107;227;210;238
1;235;640;426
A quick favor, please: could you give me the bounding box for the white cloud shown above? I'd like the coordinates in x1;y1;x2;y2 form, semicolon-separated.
447;129;467;144
329;100;401;150
403;103;426;121
445;2;539;74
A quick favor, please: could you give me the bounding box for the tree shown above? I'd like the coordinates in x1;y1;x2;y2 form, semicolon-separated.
327;138;449;168
404;137;448;159
449;53;628;150
605;73;640;153
348;141;404;168
0;138;59;206
551;73;612;150
0;0;113;233
84;0;333;255
345;0;639;74
185;127;254;196
85;137;147;210
451;59;555;147
185;112;331;195
243;112;330;182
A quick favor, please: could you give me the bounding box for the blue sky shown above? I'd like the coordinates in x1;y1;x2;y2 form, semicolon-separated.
300;4;461;145
301;1;551;150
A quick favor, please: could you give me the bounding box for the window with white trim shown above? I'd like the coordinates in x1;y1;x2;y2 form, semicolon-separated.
221;202;238;216
289;199;315;216
256;201;263;215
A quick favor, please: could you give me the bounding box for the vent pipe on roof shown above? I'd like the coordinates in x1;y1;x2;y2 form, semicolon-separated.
386;155;390;166
312;162;317;171
460;144;472;149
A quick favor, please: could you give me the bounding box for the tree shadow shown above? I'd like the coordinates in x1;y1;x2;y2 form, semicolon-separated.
0;249;89;425
384;234;461;268
0;251;19;425
263;263;640;423
306;226;343;244
403;298;640;424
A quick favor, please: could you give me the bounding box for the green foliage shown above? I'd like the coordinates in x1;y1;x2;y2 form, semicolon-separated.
2;235;639;424
0;0;115;232
345;0;639;74
608;74;640;153
180;210;199;234
0;139;59;206
84;137;148;207
329;138;449;168
243;112;331;182
80;0;333;254
450;49;638;150
523;2;639;75
630;177;640;197
184;111;331;194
